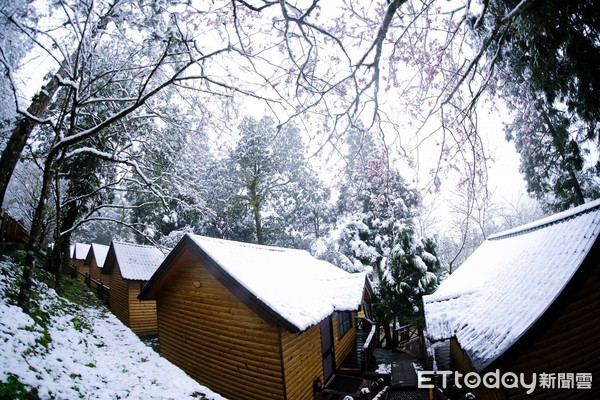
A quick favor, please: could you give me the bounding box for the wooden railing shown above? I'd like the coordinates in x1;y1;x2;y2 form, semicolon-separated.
357;316;377;371
0;209;30;244
70;266;110;303
395;324;419;346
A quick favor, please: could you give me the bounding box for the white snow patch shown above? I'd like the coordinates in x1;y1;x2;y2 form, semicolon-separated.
0;256;227;400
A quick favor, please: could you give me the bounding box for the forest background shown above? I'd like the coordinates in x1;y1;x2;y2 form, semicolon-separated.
1;0;598;330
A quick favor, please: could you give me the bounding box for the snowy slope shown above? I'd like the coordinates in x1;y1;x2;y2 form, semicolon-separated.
0;255;227;400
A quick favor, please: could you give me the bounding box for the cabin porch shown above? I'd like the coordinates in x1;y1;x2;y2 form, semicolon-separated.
319;319;431;400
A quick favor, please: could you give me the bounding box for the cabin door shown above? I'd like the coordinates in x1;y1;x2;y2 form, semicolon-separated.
320;316;335;382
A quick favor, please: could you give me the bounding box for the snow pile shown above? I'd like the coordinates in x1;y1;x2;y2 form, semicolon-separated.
423;200;600;371
0;256;227;400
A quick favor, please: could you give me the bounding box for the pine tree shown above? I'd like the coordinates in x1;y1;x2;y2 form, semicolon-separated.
335;134;440;346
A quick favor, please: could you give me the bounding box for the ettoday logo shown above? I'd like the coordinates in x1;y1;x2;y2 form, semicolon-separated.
417;370;593;394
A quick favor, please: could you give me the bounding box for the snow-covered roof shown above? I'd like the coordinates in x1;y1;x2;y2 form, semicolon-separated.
106;242;167;281
142;234;366;332
73;243;91;261
423;199;600;371
87;243;110;269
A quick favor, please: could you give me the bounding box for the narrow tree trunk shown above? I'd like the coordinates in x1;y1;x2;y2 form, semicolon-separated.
0;77;60;208
17;250;35;314
52;199;80;292
253;200;264;245
17;158;55;312
383;323;393;349
0;8;115;209
249;175;264;244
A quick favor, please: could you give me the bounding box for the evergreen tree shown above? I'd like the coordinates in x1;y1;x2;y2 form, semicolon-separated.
222;116;329;247
335;135;441;346
479;0;600;210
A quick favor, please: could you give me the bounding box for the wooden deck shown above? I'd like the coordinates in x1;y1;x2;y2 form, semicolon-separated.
321;319;432;399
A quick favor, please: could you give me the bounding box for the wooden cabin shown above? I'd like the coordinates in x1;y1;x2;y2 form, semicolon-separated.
87;243;110;284
139;234;368;400
85;243;110;299
423;200;600;399
103;241;166;335
70;243;91;281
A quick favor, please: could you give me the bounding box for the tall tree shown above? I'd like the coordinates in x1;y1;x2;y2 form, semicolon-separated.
4;0;235;312
224;116;321;246
335;136;440;345
478;0;600;210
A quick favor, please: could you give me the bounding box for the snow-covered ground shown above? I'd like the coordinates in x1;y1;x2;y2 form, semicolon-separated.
0;254;227;400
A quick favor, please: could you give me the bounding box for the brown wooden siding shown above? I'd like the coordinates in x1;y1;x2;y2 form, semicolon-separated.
451;339;505;400
504;261;600;400
332;312;357;369
156;249;285;400
450;260;600;400
89;257;101;282
73;259;87;281
109;262;130;327
280;324;323;399
99;272;111;287
127;281;157;334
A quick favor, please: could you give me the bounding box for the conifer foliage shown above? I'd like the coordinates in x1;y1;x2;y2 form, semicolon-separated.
335;129;441;343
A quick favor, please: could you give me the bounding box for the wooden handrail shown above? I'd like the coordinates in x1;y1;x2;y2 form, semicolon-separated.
357;316;377;371
69;265;110;301
0;209;30;244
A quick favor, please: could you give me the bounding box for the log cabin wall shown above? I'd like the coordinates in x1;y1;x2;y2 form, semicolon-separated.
89;256;100;282
156;249;286;400
280;324;323;400
74;259;87;281
504;261;600;400
109;262;131;327
127;281;157;335
450;339;505;400
332;312;357;369
80;261;90;281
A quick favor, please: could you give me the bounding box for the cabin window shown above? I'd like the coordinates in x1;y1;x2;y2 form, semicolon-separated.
337;311;352;338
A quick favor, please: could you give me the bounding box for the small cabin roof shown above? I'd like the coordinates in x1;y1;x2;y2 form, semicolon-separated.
104;241;167;281
73;243;91;261
86;243;110;269
140;234;366;333
423;199;600;371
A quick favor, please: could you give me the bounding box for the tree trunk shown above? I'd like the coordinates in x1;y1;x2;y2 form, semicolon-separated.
0;77;60;208
17;157;55;312
383;323;393;349
0;8;115;209
253;200;264;245
249;175;264;244
17;250;35;313
51;199;80;292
